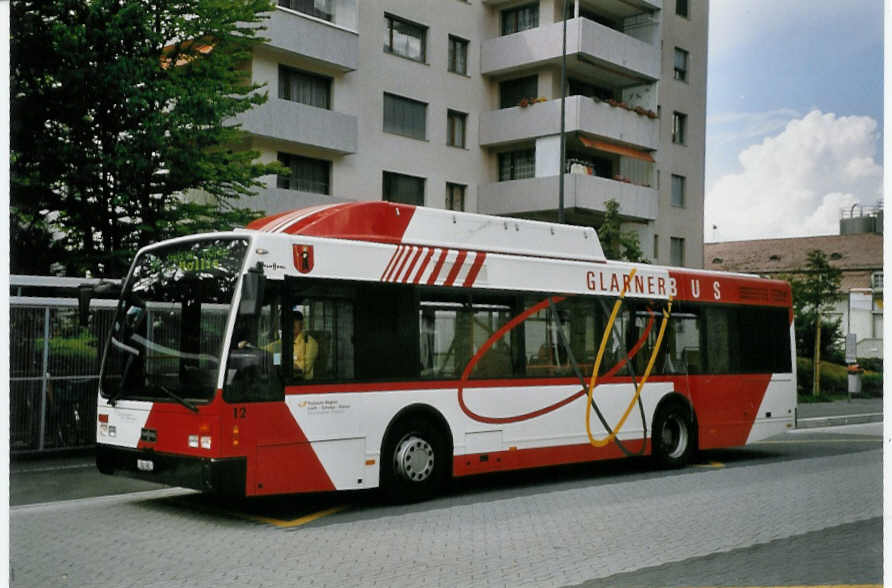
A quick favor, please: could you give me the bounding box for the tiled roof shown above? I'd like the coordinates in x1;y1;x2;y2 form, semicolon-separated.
704;233;882;291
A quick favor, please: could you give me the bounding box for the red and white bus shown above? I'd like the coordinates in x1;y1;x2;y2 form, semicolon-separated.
91;201;796;501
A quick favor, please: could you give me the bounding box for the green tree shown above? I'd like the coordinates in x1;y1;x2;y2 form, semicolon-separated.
11;0;280;277
597;199;646;262
788;250;843;396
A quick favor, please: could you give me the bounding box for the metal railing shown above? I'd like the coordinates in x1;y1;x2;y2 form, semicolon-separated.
10;296;118;454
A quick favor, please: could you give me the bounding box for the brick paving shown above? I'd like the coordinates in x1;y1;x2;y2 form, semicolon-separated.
10;446;881;587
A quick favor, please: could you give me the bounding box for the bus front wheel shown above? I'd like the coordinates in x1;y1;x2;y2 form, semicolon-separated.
381;416;448;502
652;401;695;468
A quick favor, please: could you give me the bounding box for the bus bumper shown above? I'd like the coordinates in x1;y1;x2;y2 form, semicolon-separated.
96;444;246;498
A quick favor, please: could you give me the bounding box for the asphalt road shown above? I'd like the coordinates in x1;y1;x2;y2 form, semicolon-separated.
10;423;884;587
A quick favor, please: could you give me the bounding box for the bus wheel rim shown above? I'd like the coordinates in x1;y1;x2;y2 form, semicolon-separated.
662;415;688;459
394;435;435;483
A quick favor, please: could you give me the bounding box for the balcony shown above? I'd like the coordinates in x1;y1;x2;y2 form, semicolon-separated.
478;174;657;221
480;95;658;151
265;5;359;72
483;0;661;11
236;99;358;155
481;17;659;85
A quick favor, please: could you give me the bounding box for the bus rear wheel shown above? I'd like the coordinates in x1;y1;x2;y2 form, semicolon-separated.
381;417;448;503
652;401;695;468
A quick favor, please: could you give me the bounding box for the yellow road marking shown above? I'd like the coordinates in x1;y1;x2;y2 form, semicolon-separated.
695;461;725;468
247;505;348;528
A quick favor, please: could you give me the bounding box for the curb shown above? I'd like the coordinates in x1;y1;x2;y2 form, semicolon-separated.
795;412;884;429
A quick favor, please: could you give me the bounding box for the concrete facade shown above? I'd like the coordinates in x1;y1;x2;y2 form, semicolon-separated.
239;0;708;267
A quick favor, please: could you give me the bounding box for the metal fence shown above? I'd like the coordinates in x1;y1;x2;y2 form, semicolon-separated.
10;296;118;454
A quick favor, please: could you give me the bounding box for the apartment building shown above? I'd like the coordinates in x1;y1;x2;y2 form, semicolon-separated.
235;0;708;267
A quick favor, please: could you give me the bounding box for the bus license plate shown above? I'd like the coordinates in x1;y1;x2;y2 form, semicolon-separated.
137;459;154;472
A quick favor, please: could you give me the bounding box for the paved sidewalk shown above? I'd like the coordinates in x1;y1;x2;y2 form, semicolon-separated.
796;397;883;429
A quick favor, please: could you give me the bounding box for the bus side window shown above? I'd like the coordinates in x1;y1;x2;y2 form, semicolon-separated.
289;298;355;383
419;294;515;380
354;283;417;381
703;307;736;374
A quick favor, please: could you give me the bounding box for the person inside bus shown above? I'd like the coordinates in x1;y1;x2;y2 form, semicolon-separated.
290;310;319;380
244;308;318;380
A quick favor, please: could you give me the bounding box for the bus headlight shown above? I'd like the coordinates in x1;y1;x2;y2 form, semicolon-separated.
188;435;199;448
200;436;212;450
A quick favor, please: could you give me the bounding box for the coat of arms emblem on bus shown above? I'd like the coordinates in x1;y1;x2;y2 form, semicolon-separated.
293;244;315;273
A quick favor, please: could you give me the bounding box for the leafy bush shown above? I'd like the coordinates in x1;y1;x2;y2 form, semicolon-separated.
857;357;883;373
798;357;883;398
796;357;849;398
862;373;883;397
38;331;101;373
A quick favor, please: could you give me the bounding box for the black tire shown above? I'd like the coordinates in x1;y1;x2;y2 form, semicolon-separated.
380;416;449;503
652;401;695;468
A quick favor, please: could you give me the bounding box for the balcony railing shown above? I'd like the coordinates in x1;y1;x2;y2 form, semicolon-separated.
480;95;658;151
479;174;657;220
236;99;358;155
481;17;660;82
265;4;359;72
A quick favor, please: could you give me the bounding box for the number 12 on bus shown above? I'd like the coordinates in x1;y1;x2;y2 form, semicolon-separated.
86;202;795;502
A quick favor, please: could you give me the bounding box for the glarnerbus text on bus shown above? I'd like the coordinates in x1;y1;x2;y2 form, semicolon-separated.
85;202;795;501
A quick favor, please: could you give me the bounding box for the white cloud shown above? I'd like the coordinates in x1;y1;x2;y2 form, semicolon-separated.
705;110;882;241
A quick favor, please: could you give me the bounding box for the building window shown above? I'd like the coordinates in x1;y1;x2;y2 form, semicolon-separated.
383;171;425;205
567;78;613;101
671;174;686;208
670;237;685;266
674;48;689;82
672;112;687;145
383;93;427;140
676;0;688;17
278;65;331;109
446;183;466;211
277;153;330;194
498;149;535;181
500;75;538;109
384;14;427;62
278;0;333;22
447;110;467;148
448;35;468;75
653;234;659;260
501;3;539;35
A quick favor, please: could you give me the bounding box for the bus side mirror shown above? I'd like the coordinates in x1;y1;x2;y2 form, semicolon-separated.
239;268;266;317
78;284;94;327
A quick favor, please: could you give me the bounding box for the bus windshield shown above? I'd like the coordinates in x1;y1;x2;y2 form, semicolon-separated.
100;237;249;406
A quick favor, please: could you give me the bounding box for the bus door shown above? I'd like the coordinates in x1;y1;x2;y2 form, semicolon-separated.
224;278;299;493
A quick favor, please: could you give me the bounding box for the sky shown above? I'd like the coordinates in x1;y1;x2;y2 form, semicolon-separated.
704;0;884;242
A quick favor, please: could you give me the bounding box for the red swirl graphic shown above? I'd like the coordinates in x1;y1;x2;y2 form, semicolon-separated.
457;297;657;424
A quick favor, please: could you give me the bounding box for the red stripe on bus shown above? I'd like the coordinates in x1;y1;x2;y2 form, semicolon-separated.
427;249;450;286
392;246;415;283
462;252;487;287
443;251;468;286
402;247;425;283
413;248;436;284
453;438;650;477
381;245;400;282
380;246;402;281
386;246;410;282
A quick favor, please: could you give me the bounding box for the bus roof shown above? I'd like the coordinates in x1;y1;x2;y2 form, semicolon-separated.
243;202;607;263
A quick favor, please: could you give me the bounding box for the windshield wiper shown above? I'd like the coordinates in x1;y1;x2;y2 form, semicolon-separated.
150;384;200;413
